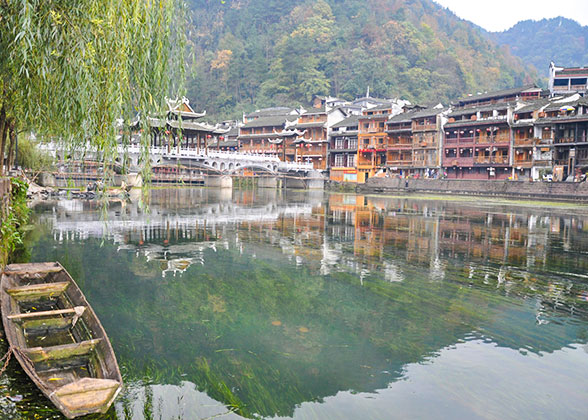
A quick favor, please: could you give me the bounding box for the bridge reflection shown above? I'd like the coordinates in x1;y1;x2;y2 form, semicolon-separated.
26;188;588;419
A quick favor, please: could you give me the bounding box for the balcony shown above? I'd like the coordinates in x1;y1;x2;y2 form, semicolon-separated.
413;123;437;131
555;137;577;145
388;159;412;166
514;137;539;147
413;159;438;167
443;156;474;167
514;152;533;166
415;141;436;148
388;142;412;149
474;156;509;165
476;135;510;144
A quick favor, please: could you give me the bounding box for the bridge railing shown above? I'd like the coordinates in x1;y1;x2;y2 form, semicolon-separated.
41;142;315;171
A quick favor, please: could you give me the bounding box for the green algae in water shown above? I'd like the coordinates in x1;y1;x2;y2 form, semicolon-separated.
4;188;588;419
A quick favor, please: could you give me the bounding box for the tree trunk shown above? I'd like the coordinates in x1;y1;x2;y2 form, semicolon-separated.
0;109;7;176
6;121;16;172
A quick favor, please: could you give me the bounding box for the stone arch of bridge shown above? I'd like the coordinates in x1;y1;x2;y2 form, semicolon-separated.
227;163;278;176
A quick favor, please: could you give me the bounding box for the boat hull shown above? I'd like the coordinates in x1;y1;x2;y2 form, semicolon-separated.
1;262;122;419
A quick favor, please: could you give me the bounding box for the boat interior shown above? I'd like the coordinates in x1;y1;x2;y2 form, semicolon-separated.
3;265;108;391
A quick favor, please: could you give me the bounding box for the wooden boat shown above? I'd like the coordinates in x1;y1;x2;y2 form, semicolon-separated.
1;262;122;418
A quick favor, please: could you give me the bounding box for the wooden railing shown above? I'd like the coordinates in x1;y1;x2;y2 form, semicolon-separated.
388;141;412;147
413;123;437;131
475;135;510;144
413;159;438;166
442;157;474;167
475;156;509;165
388;159;412;165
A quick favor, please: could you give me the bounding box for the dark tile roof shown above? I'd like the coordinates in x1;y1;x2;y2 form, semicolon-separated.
294;121;326;129
302;107;327;115
366;103;394;111
387;112;414;124
241;115;297;129
513;99;552;114
245;107;294;118
555;68;588;76
455;85;539;105
448;102;512;118
535;114;588;124
331;115;360;128
444;119;509;129
411;107;447;119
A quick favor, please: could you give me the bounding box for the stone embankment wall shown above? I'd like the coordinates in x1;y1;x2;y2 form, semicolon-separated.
357;178;588;202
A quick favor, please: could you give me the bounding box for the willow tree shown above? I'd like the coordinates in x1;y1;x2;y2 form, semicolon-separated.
0;0;187;178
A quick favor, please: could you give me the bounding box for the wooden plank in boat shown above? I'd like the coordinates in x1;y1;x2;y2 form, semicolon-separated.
1;262;122;418
4;263;62;275
6;282;69;300
7;307;85;320
8;307;85;330
24;339;102;363
53;378;121;418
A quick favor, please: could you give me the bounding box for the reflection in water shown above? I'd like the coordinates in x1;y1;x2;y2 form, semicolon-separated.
2;188;588;419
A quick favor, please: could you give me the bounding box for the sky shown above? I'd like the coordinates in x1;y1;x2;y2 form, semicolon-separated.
434;0;588;32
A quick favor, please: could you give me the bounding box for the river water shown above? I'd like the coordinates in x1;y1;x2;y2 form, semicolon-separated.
1;188;588;419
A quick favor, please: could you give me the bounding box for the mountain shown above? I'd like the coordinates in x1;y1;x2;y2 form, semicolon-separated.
490;17;588;78
186;0;535;119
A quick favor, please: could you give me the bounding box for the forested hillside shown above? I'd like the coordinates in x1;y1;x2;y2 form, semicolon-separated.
186;0;535;119
491;17;588;77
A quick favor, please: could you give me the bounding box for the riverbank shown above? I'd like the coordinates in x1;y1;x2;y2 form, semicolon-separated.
345;178;588;203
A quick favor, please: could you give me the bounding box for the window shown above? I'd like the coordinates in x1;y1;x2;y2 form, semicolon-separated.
335;154;345;167
348;138;358;149
347;154;356;167
554;78;569;87
571;78;587;86
335;138;344;149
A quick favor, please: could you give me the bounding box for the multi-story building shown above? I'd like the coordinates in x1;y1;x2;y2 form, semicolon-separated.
511;98;553;180
443;103;512;179
410;108;447;178
289;108;329;170
357;104;396;182
549;63;588;97
237;115;300;158
453;85;542;108
442;86;542;180
385;110;414;176
328;115;359;182
534;94;588;180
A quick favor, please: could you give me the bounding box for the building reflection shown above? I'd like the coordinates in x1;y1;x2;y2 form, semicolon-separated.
33;189;588;326
25;189;588;420
35;189;588;286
